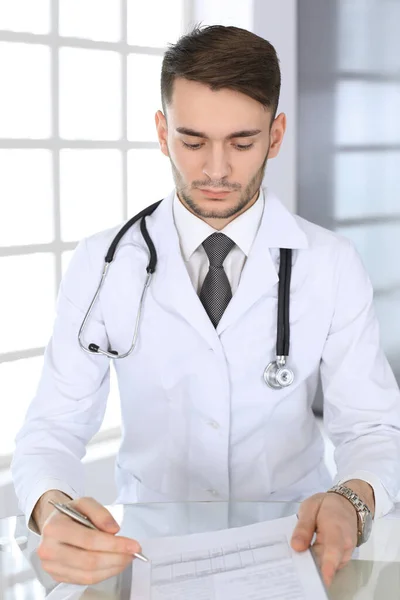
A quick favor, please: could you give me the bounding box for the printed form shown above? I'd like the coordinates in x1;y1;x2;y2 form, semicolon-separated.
130;514;328;599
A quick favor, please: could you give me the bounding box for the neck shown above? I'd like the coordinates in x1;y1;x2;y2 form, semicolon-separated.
178;189;261;230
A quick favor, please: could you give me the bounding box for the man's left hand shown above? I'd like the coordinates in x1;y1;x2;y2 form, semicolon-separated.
290;480;374;588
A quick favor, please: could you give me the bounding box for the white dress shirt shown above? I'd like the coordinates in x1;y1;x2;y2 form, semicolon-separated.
172;188;264;295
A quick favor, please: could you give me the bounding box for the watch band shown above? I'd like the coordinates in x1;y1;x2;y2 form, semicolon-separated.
328;484;370;512
327;484;372;546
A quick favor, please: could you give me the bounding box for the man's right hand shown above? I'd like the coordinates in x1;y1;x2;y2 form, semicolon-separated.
34;493;142;585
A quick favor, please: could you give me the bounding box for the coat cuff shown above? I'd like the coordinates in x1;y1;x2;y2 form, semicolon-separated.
333;470;394;519
23;478;80;536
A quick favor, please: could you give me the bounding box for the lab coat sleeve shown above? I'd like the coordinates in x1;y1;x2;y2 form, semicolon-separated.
10;237;111;534
320;239;400;519
335;470;393;519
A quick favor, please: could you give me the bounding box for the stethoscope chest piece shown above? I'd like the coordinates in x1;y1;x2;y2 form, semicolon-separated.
263;357;294;389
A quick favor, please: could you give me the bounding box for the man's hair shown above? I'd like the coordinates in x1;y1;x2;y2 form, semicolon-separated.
161;24;281;122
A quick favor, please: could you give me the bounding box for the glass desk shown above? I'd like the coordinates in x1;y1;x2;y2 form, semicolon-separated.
1;501;400;599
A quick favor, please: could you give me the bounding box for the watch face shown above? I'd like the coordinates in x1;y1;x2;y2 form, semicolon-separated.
361;512;373;543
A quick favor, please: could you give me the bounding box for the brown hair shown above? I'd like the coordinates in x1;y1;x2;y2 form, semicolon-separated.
161;24;281;122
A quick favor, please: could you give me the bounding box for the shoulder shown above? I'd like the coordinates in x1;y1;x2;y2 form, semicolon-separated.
293;214;361;270
294;214;352;254
83;219;145;269
60;220;146;310
293;214;371;294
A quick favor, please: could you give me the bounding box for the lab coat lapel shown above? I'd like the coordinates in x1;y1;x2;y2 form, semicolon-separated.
216;190;309;335
149;190;221;352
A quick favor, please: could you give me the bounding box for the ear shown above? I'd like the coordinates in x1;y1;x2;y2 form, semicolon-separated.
155;110;169;157
268;113;287;159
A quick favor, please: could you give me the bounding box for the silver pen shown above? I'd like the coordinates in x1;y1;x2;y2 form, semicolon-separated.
48;500;148;562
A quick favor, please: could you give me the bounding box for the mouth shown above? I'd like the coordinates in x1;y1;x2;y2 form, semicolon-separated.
199;189;232;199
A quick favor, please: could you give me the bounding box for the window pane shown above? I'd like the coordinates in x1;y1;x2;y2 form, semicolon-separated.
334;152;400;220
128;149;174;215
59;0;121;42
0;150;53;246
0;254;55;354
0;0;50;35
127;54;162;142
335;81;400;146
127;0;184;47
60;149;123;241
337;223;400;291
0;43;51;138
338;0;400;75
0;356;44;456
59;48;121;140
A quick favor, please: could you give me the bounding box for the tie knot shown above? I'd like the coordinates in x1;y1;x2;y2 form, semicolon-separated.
202;233;235;267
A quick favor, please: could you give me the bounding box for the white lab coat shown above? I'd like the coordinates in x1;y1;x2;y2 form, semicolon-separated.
11;188;400;528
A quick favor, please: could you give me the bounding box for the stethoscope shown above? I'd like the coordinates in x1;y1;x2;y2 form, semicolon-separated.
78;199;295;390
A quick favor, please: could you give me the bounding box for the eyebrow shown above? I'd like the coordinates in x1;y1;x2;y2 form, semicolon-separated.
175;127;262;140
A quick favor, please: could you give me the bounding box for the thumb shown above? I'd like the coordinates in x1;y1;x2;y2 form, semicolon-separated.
291;494;324;552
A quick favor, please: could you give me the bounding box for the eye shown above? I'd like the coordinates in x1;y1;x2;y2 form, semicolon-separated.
182;142;203;150
235;144;253;151
181;142;254;151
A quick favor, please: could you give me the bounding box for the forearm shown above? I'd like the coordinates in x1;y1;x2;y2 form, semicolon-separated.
32;489;73;535
331;433;400;518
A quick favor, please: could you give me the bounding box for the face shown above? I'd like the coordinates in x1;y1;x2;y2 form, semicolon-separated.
155;77;286;229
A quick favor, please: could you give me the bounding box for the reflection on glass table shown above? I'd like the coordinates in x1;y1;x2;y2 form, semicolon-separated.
2;501;400;599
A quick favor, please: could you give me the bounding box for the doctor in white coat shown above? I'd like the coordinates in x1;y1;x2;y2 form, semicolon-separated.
11;24;400;588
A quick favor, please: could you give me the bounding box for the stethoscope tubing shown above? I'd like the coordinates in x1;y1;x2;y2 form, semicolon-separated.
77;199;294;388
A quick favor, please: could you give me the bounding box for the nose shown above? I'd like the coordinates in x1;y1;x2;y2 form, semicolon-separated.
202;145;231;181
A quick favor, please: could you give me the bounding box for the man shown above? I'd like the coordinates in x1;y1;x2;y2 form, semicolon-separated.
11;24;400;588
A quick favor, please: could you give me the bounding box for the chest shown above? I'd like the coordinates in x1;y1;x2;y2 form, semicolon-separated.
100;246;336;397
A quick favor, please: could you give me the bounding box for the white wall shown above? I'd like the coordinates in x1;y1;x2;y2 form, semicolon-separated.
192;0;298;213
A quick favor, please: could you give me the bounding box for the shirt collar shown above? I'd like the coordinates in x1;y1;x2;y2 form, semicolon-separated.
173;188;265;261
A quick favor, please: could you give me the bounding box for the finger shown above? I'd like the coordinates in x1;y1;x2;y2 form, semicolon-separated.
38;537;134;572
320;543;343;587
41;559;130;586
310;541;324;568
291;494;324;552
42;515;141;556
337;548;354;571
67;497;120;533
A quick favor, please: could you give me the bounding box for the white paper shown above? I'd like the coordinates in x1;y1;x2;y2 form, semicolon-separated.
130;514;328;599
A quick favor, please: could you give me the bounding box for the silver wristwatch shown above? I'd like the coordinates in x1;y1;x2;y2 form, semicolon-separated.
327;484;373;546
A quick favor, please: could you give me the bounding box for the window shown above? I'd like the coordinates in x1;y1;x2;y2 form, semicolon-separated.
298;0;400;398
0;0;188;466
333;0;400;377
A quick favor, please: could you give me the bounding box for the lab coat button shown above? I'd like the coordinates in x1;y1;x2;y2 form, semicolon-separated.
207;420;220;429
206;489;219;497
